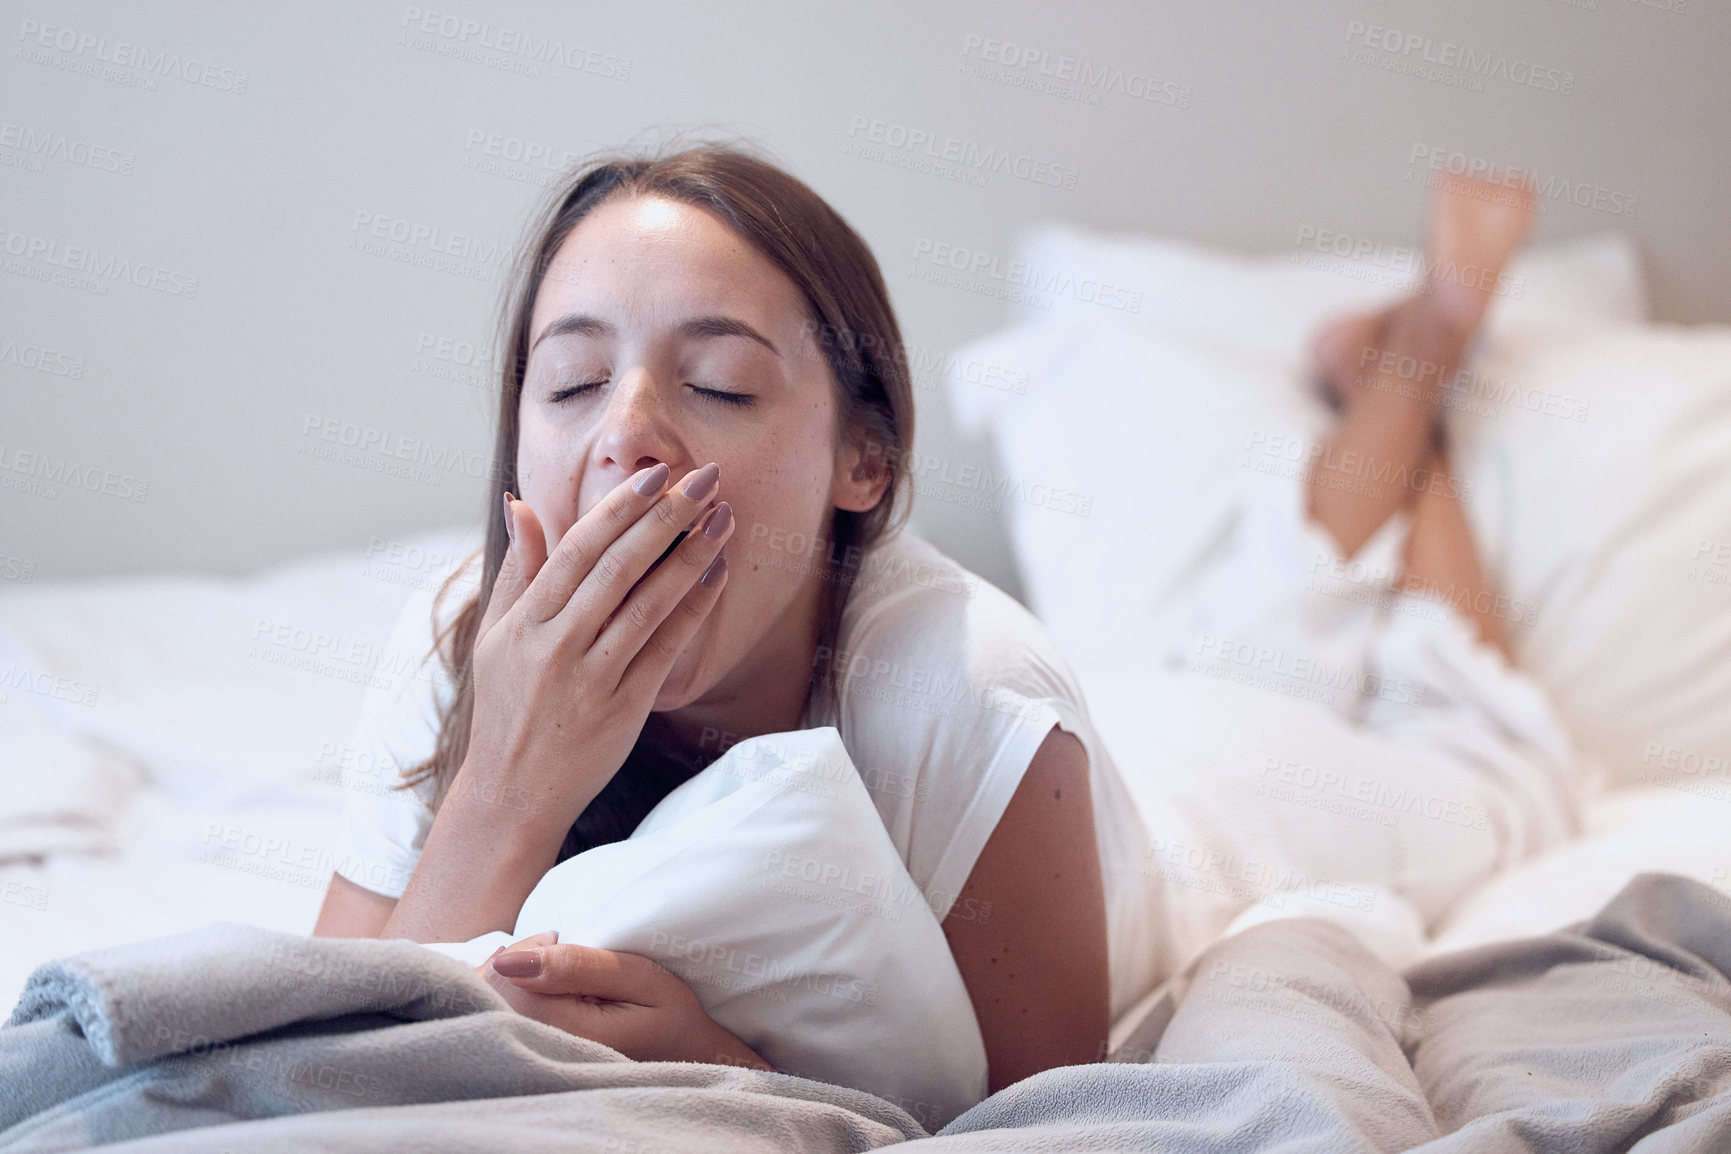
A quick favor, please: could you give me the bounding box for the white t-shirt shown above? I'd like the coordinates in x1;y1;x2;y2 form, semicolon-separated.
332;527;1168;1023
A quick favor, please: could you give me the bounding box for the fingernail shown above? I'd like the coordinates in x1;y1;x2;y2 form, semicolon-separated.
492;949;542;978
703;501;733;540
701;552;728;588
633;462;669;497
681;462;720;499
502;492;516;546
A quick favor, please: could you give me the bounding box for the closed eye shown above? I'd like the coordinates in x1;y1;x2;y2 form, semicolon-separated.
549;378;605;403
546;380;755;407
690;384;755;408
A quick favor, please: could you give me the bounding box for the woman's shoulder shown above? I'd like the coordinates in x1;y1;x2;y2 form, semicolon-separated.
821;527;1085;757
823;528;1092;918
837;527;1072;680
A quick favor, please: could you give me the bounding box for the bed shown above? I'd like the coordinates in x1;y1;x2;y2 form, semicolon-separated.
3;223;1729;1149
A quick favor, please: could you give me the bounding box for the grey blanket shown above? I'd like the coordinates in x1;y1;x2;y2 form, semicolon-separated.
3;872;1728;1152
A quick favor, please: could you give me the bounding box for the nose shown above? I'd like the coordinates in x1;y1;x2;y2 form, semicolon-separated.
594;367;680;479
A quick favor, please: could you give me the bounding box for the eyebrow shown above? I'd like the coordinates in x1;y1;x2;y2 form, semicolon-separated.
529;313;782;358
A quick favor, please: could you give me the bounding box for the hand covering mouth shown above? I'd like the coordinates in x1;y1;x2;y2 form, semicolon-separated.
645;528;690;581
605;524;705;630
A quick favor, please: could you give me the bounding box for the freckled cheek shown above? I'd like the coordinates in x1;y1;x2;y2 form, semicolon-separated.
725;475;828;557
517;428;592;523
766;429;837;498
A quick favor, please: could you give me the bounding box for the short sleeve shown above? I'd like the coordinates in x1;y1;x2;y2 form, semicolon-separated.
330;555;476;899
815;531;1112;922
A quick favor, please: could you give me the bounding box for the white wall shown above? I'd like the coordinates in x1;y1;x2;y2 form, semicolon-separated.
4;0;1727;597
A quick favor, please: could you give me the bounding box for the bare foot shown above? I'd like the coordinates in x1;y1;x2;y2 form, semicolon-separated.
1422;173;1536;336
1309;174;1534;424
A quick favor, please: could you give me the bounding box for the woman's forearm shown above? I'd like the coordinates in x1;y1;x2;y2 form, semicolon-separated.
380;763;573;943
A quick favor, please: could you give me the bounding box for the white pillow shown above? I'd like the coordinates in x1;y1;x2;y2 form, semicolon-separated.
966;223;1647;394
940;315;1322;675
1446;324;1731;792
424;726;988;1131
944;269;1731;796
940;225;1650;674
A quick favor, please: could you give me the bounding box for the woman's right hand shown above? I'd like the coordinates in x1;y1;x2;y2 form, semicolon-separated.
381;461;733;943
460;460;734;840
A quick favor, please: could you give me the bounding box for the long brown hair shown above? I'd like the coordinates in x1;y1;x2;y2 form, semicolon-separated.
398;140;915;857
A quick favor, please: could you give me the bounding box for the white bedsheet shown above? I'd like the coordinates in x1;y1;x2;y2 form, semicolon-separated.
0;524;479;1011
0;779;343;1013
1424;783;1731;957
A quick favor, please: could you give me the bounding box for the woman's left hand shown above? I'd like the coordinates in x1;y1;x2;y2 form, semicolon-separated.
475;931;774;1071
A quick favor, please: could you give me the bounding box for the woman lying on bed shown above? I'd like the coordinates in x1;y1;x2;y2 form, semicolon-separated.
313;142;1571;1095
